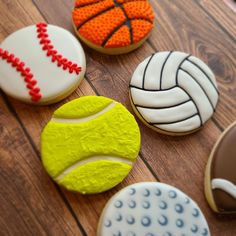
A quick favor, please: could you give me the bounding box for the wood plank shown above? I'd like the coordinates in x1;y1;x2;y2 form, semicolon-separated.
31;0;236;235
0;96;83;236
197;0;236;40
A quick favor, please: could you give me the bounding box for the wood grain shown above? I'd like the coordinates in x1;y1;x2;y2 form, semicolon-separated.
0;0;236;235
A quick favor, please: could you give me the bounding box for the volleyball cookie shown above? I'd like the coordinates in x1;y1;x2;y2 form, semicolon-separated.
72;0;154;55
98;182;210;236
0;23;86;104
41;96;140;194
205;121;236;214
129;51;219;135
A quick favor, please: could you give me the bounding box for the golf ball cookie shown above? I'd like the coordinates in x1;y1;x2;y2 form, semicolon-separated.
0;23;86;104
129;51;219;135
98;182;210;236
205;121;236;214
41;96;140;194
72;0;154;55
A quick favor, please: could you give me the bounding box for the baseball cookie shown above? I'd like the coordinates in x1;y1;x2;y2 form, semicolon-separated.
41;96;140;194
98;182;210;236
72;0;154;55
129;51;219;135
205;121;236;214
0;23;86;104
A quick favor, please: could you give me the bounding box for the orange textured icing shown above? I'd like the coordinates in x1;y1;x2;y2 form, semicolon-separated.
131;19;153;43
75;0;102;7
72;0;154;48
73;0;114;28
123;1;154;21
105;25;130;48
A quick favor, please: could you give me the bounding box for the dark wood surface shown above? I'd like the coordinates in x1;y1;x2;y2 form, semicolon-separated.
0;0;235;235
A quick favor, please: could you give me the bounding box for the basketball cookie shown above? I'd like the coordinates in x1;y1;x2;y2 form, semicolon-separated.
0;23;86;104
72;0;154;55
98;182;210;236
129;51;219;135
41;96;141;194
205;121;236;214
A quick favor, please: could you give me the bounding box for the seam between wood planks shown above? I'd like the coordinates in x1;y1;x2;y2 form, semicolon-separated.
185;0;235;44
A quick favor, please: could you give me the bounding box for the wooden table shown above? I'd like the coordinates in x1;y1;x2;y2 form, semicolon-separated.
0;0;235;235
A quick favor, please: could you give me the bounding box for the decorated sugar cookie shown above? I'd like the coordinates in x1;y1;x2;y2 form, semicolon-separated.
129;51;219;135
41;96;140;194
97;182;210;236
72;0;154;55
205;121;236;214
0;23;86;104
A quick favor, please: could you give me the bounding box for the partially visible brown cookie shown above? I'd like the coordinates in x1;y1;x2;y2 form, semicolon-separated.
205;121;236;213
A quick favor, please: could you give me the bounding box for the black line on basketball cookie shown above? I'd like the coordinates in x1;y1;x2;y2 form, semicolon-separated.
150;113;199;125
102;18;153;47
186;58;219;95
160;51;173;90
77;6;115;30
113;0;133;44
179;68;216;111
135;99;191;110
142;54;155;89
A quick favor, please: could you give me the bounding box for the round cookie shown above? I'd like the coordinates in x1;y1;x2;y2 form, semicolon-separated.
129;51;219;135
205;121;236;214
72;0;154;55
98;182;210;236
0;23;86;104
41;96;140;194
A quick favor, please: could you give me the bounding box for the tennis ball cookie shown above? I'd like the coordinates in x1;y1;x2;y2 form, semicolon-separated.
41;96;140;194
0;23;86;104
205;121;236;214
129;51;219;135
98;182;210;236
72;0;154;55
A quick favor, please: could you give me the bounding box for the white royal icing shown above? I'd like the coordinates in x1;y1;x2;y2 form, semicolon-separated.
129;51;219;133
212;178;236;199
98;182;210;236
0;24;86;104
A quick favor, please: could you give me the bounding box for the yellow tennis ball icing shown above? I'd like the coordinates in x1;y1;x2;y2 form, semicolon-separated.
41;96;140;194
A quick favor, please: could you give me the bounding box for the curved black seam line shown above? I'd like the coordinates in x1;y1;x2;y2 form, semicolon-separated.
160;51;173;89
175;54;191;85
135;99;191;110
186;58;220;95
176;72;203;126
179;68;216;112
129;84;178;92
142;54;155;89
77;6;115;30
150;113;199;125
1;92;88;236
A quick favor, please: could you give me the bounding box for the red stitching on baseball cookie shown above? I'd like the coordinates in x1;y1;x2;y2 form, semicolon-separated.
36;23;82;75
0;48;42;102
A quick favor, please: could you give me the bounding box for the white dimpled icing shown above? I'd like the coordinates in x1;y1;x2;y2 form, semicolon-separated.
129;51;219;134
0;24;86;104
98;182;210;236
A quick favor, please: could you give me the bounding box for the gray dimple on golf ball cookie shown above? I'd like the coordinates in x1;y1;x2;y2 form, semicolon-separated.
98;182;210;236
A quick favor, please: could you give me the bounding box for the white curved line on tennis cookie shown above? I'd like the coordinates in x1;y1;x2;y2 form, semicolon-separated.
51;102;117;123
55;156;133;181
212;178;236;199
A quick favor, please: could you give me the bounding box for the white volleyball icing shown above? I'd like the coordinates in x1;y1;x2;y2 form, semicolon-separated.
129;51;219;133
